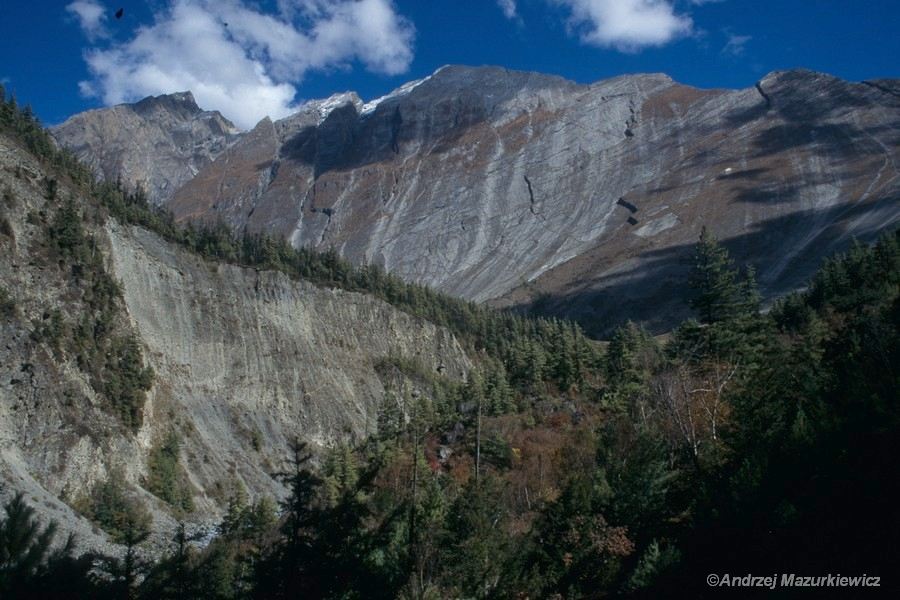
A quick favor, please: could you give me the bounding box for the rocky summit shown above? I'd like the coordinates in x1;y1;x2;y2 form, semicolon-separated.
52;91;240;206
53;66;900;335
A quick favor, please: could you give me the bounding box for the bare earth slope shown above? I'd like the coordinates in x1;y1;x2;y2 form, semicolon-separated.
0;131;469;551
60;66;900;334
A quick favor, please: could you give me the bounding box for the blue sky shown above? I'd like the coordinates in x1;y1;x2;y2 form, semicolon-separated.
1;1;898;129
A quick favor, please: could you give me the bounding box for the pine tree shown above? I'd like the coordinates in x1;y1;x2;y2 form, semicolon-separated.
0;492;58;594
688;227;742;325
168;523;194;598
603;321;658;413
0;493;98;598
623;540;680;592
141;522;198;599
681;227;762;361
99;505;151;600
443;476;510;599
322;442;359;506
253;439;324;598
220;486;249;540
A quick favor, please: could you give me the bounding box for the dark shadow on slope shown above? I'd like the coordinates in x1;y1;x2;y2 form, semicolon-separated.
278;92;492;179
707;71;900;173
750;123;889;159
513;197;900;338
721;101;771;130
641;162;868;212
280;104;362;179
279;66;576;180
732;184;803;205
722;71;878;130
731;160;896;205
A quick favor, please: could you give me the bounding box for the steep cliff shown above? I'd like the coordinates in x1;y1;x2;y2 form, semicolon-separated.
0;129;469;551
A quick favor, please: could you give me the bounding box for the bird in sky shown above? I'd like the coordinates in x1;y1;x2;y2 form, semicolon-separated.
115;8;124;20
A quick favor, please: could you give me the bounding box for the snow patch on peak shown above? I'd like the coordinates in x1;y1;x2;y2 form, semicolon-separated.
361;75;432;115
299;92;362;124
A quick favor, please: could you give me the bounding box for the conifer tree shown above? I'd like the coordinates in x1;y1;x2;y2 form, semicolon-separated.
443;476;510;599
681;227;762;362
100;506;151;600
0;493;98;598
220;486;250;540
254;440;323;598
0;492;58;594
141;522;198;600
603;321;657;411
688;227;743;324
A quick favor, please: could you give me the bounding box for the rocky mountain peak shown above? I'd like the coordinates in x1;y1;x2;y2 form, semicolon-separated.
301;91;364;124
131;90;203;119
52;91;239;205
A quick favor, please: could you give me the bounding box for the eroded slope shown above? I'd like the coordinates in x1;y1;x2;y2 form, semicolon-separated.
0;130;469;551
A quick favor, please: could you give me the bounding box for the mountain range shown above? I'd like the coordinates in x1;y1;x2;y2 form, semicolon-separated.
2;64;898;582
52;65;900;334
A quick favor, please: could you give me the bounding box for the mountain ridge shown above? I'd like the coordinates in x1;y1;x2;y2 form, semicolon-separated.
52;65;900;335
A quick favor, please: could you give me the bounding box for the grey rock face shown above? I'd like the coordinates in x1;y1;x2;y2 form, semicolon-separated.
0;131;469;551
51;92;240;205
71;67;900;334
171;66;670;298
104;220;469;510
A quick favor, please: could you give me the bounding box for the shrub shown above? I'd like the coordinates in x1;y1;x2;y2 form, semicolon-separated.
30;309;66;352
0;216;12;238
75;474;153;545
101;336;154;432
145;431;194;513
1;186;14;208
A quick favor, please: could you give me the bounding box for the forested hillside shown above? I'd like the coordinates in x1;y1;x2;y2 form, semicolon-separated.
3;88;898;598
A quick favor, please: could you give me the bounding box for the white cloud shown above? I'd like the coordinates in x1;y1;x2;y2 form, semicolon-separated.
66;0;109;41
74;0;415;129
551;0;693;52
498;0;518;20
722;32;751;56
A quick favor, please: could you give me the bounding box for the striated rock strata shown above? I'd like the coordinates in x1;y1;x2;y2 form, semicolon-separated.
60;67;900;334
0;131;469;552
